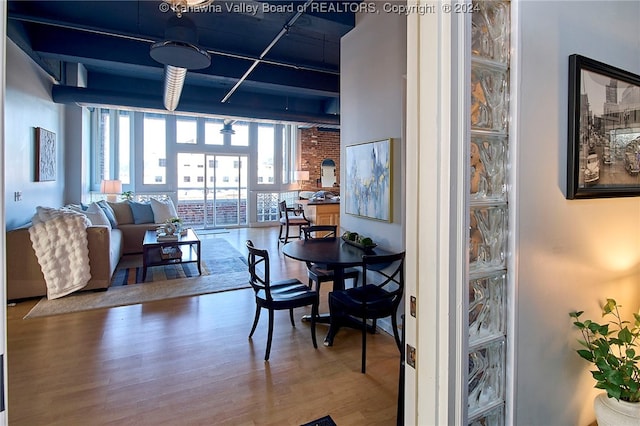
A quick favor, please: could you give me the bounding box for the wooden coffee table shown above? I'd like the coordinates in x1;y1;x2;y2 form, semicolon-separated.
142;229;202;282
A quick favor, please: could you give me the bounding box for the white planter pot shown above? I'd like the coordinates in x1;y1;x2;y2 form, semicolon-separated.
594;392;640;426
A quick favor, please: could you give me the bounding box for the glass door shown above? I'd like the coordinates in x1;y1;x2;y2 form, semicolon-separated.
177;153;247;228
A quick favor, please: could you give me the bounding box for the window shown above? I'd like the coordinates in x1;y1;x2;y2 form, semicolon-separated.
231;122;249;146
257;124;274;185
176;116;197;144
98;109;111;182
184;176;191;183
143;113;166;184
118;111;131;184
205;119;224;145
92;108;131;188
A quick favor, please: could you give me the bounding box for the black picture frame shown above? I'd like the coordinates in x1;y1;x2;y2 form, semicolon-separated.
567;54;640;199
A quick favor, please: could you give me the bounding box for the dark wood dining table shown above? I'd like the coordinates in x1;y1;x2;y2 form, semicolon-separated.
282;237;393;344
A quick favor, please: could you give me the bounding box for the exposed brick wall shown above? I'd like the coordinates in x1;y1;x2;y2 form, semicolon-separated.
299;127;341;194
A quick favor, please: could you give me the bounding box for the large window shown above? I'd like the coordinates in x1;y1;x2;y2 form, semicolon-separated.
118;111;131;184
231;122;249;146
92;108;131;187
205;119;224;145
257;124;275;184
90;108;301;225
143;113;166;184
176;116;197;144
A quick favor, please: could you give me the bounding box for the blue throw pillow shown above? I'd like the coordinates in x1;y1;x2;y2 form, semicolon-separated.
129;201;155;224
96;200;118;227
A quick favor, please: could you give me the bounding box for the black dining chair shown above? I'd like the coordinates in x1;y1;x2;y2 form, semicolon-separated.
277;200;311;245
327;251;405;373
301;225;360;292
246;240;319;361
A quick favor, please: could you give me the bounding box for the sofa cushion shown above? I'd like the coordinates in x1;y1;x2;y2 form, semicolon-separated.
107;201;133;225
129;201;155;224
96;200;118;227
150;198;178;223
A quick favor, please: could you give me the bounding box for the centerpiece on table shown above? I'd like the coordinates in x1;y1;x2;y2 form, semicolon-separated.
165;216;184;236
569;298;640;425
341;231;377;251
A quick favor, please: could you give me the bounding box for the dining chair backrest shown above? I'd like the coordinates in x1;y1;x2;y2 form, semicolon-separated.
246;239;274;301
362;251;406;307
277;200;288;219
302;224;337;239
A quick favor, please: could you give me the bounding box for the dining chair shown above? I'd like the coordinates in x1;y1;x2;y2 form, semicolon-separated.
327;251;406;373
246;240;319;361
301;225;360;292
277;200;311;245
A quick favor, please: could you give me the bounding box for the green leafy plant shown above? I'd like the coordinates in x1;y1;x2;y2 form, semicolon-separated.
569;299;640;402
120;190;134;201
167;216;183;225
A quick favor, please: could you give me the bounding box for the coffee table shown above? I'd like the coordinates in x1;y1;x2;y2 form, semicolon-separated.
142;228;202;282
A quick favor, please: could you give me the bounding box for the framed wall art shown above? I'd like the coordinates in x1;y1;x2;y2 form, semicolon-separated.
344;138;392;222
35;127;56;182
567;54;640;199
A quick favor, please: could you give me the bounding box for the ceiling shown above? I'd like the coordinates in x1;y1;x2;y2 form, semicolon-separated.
7;0;359;125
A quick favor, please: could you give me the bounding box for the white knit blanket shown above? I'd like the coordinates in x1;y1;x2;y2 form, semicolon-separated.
28;206;92;299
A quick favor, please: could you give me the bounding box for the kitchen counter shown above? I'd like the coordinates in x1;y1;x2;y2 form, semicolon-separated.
299;200;340;229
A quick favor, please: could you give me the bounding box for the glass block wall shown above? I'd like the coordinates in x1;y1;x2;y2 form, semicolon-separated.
468;1;510;424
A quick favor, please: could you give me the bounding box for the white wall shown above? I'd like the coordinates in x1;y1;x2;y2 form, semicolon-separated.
516;2;640;424
5;38;65;229
340;10;406;252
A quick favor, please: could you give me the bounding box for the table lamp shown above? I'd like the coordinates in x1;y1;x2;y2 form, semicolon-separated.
100;179;122;202
294;170;309;189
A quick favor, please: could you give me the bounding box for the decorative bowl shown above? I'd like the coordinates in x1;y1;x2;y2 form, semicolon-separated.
341;235;377;251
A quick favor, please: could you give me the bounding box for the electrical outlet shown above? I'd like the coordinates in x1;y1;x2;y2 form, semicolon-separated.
14;191;22;202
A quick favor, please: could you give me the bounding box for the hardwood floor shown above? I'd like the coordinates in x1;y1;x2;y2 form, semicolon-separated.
7;227;401;426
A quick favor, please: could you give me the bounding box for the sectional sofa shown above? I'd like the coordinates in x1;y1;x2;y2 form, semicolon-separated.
6;199;177;301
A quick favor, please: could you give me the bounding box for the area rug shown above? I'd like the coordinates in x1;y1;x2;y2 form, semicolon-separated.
111;237;246;285
24;237;250;319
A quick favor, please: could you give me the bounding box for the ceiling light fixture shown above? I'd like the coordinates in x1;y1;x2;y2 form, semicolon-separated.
150;14;211;111
220;121;236;135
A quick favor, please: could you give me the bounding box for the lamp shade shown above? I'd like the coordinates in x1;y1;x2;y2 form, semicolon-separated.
294;171;309;181
100;179;122;194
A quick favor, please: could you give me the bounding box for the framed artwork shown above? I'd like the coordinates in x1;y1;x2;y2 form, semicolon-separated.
345;138;392;222
567;54;640;199
35;127;56;182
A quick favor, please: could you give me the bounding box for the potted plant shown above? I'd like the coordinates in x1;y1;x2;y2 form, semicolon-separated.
569;299;640;425
121;190;134;201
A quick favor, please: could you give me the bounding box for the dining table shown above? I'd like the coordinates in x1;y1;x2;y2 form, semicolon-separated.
281;237;393;345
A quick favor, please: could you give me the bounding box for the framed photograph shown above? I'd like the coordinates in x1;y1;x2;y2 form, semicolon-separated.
567;54;640;199
35;127;56;182
344;138;392;222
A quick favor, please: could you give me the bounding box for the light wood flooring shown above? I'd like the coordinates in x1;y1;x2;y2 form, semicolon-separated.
7;227;401;426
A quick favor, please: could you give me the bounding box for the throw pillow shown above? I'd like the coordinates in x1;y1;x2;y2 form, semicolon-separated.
85;203;112;228
96;200;118;227
129;201;155;224
150;198;178;223
107;201;133;225
66;203;111;229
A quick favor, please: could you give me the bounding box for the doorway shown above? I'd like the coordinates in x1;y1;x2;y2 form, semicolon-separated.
176;153;248;228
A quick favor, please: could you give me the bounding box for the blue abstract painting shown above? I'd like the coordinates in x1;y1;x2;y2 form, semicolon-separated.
345;139;392;222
